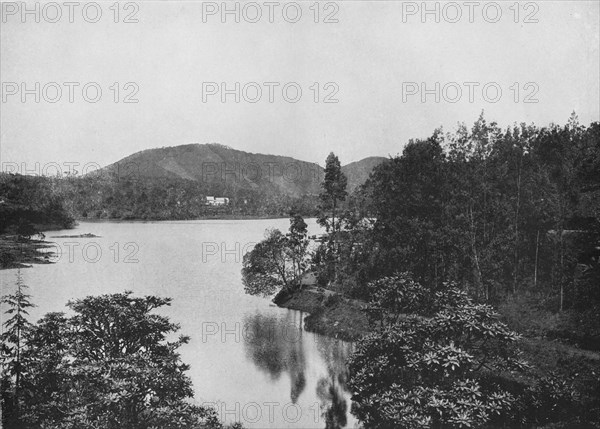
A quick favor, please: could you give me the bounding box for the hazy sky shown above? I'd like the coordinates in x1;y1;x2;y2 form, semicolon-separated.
1;0;599;171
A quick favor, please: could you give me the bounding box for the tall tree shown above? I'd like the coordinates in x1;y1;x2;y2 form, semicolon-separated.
319;153;348;239
362;133;449;286
1;270;35;425
287;214;309;282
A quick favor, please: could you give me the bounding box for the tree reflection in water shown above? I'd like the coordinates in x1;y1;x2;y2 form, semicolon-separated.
243;311;307;403
316;377;348;429
242;311;354;428
315;334;353;429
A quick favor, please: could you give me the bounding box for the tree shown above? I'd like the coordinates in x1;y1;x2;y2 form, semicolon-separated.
319;153;348;239
19;312;70;428
287;214;309;282
242;228;290;296
1;270;35;427
242;215;310;298
361;134;449;286
4;291;238;429
348;284;526;429
61;292;210;428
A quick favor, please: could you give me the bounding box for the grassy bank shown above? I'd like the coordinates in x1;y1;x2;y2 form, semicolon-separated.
274;287;370;341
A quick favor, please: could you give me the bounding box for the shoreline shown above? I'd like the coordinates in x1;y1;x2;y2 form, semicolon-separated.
273;287;600;382
75;214;303;223
273;287;370;341
1;221;73;270
1;215;315;270
0;235;55;270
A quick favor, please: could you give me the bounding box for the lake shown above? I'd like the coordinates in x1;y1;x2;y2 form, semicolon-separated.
0;219;359;429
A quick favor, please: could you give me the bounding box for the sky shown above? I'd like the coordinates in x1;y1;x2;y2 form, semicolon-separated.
1;0;599;171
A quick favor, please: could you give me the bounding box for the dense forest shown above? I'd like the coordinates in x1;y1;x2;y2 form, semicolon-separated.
0;174;76;234
60;175;321;220
333;113;600;343
243;113;600;428
336;114;599;428
0;145;388;234
0;144;387;229
0;173;321;232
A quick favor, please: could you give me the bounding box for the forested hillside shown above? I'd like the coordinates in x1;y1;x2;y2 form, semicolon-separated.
1;144;386;223
243;113;600;428
97;143;325;196
60;175;321;220
0;174;75;234
330;113;600;344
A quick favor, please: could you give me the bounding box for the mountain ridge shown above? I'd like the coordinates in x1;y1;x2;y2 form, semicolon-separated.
97;143;388;196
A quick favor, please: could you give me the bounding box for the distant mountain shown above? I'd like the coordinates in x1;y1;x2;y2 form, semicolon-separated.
97;143;322;197
342;156;388;192
97;143;386;196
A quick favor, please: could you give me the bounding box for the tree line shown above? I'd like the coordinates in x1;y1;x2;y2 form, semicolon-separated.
0;174;75;235
354;113;599;309
0;173;320;229
242;113;600;428
324;113;600;342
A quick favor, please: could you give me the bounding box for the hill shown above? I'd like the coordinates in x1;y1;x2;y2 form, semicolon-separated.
341;156;388;191
61;144;390;219
97;143;387;197
97;143;321;197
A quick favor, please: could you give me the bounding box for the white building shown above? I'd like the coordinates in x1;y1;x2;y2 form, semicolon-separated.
206;196;230;206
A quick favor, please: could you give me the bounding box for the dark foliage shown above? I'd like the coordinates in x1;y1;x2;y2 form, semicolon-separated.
1;290;240;429
0;174;75;233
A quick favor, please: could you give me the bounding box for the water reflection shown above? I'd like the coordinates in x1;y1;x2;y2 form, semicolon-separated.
5;219;358;429
243;311;307;403
315;335;352;429
243;311;354;428
316;376;348;429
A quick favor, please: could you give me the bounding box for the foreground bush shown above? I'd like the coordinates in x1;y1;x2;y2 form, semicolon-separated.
1;289;240;429
349;281;527;428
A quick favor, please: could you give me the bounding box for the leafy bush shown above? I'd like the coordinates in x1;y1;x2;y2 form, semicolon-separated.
1;290;241;429
348;286;526;428
365;273;429;328
512;372;595;428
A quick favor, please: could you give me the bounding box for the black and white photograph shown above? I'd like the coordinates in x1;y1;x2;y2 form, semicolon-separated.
1;1;599;428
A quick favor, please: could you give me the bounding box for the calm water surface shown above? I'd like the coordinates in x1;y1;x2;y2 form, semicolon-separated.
0;219;359;429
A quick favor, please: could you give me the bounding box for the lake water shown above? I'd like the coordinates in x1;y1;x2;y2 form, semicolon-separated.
0;219;359;429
